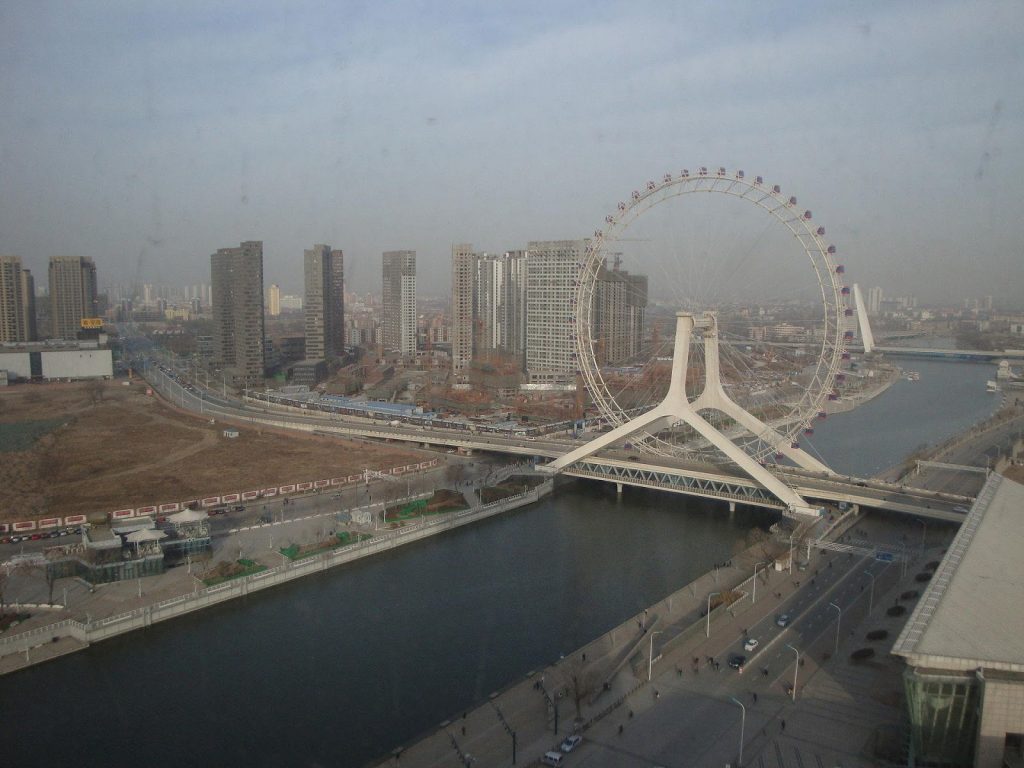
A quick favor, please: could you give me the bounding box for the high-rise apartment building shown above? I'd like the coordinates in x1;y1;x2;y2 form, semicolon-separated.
304;245;345;359
0;255;28;342
211;240;265;387
593;263;647;365
525;240;586;384
867;286;883;315
450;245;529;375
20;268;36;341
268;284;281;317
48;256;97;340
382;250;416;356
451;243;475;373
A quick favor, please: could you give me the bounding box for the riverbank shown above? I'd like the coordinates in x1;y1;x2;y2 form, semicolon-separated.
368;507;859;767
0;479;554;676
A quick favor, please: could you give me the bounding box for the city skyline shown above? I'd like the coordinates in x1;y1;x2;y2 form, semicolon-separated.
1;2;1022;303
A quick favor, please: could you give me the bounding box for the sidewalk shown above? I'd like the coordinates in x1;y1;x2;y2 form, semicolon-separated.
370;515;840;767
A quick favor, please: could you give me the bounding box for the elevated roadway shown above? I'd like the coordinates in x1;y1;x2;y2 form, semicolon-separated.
136;356;971;524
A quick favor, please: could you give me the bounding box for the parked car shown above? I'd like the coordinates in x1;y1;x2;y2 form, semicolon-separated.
743;638;759;652
728;654;747;672
560;734;582;753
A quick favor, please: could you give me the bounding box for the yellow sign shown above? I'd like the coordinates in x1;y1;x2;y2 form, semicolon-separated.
80;317;103;329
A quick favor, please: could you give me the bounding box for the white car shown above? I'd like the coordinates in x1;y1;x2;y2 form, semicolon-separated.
560;734;583;753
743;638;759;652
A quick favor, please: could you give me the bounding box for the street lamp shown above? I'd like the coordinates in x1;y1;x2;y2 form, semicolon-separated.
829;601;842;657
729;696;746;766
788;534;796;575
647;630;664;682
752;561;767;604
786;643;799;702
706;591;721;638
915;518;927;557
863;570;876;614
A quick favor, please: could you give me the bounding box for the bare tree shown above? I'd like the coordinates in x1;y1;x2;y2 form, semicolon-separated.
86;378;105;405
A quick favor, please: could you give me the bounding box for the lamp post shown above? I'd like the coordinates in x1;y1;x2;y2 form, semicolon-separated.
753;561;767;604
864;570;876;614
729;696;746;766
786;643;799;702
647;630;664;682
829;602;842;657
788;534;796;575
706;591;721;638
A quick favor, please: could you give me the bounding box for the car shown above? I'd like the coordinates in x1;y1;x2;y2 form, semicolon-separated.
743;638;759;652
560;734;582;753
953;505;969;513
30;533;42;540
0;536;11;544
776;613;791;627
728;654;747;672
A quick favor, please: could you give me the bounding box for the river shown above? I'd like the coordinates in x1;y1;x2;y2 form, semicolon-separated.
0;358;999;768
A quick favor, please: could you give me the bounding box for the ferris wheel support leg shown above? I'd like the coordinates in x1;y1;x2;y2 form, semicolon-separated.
540;407;674;472
691;315;834;476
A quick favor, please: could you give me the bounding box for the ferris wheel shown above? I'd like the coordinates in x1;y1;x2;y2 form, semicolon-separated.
575;167;851;466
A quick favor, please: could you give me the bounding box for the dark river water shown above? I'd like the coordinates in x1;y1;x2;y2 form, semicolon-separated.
0;358;997;768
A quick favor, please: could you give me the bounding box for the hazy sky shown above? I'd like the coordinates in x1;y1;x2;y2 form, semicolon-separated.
1;1;1022;303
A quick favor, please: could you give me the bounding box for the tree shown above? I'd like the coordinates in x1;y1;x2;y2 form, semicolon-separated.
86;378;105;405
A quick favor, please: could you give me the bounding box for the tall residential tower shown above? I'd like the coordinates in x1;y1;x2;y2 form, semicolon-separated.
304;245;345;359
0;255;28;342
211;240;265;387
382;250;416;356
48;256;97;340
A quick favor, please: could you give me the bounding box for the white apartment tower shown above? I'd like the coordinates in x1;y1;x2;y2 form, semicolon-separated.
268;284;281;316
382;250;416;356
525;240;586;384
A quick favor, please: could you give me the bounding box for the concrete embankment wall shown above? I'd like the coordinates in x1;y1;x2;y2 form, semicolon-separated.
0;481;554;674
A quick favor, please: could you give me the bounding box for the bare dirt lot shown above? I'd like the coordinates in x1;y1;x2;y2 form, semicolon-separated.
0;380;427;522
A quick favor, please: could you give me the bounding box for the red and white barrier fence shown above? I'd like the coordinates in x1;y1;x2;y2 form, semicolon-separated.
0;459;440;533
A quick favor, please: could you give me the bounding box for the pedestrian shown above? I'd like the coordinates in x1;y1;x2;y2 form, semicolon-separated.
752;692;758;703
619;724;624;735
781;719;786;732
461;726;466;736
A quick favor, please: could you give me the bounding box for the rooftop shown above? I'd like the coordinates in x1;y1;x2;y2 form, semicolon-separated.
892;474;1024;671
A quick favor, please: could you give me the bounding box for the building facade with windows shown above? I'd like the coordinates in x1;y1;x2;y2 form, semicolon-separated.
48;256;97;340
892;474;1024;768
304;245;345;360
525;240;585;385
382;250;416;356
211;240;265;387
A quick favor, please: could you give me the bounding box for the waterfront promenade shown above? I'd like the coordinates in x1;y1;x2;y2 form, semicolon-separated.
375;505;945;768
0;470;551;675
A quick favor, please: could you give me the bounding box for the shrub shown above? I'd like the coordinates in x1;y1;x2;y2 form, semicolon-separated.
915;573;932;583
887;605;907;617
850;648;875;662
866;629;889;641
900;590;919;600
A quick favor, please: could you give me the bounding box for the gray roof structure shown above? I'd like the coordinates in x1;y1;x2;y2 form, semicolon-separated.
893;473;1024;672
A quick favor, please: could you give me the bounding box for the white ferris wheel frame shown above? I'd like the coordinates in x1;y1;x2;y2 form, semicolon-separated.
575;167;850;462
